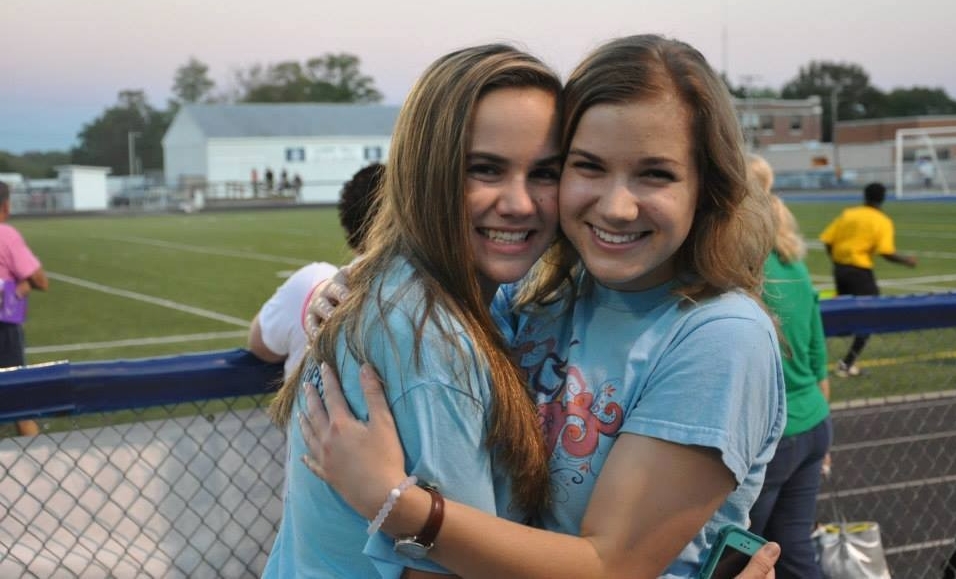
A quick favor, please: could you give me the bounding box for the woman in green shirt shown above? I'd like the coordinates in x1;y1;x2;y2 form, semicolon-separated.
747;155;832;579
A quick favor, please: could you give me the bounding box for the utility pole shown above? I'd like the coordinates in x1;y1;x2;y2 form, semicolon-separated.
740;74;762;151
127;131;141;176
830;87;841;183
721;0;729;79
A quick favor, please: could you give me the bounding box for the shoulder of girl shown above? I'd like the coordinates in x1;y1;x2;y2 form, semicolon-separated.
682;292;772;329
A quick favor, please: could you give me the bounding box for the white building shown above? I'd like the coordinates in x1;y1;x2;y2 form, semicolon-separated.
3;166;110;213
55;165;111;210
162;103;400;203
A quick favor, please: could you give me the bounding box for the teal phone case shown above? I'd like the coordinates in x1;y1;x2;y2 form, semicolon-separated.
698;524;767;579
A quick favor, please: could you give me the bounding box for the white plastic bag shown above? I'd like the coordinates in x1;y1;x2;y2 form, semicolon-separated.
813;521;892;579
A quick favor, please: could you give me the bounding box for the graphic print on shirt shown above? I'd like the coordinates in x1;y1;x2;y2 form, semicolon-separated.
515;330;623;490
299;357;323;394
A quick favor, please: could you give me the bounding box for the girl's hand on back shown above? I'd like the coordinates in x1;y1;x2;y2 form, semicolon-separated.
306;267;354;338
299;361;782;579
299;362;408;520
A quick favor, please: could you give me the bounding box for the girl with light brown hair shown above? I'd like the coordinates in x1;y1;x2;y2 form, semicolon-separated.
748;153;832;579
263;43;564;578
300;34;784;578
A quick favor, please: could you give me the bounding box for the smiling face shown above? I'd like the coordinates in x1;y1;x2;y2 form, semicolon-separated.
467;87;562;300
559;93;698;292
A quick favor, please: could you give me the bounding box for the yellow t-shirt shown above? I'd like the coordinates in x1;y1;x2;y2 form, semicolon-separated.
819;205;896;269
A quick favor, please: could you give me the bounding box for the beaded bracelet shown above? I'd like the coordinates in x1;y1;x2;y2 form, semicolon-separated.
367;475;419;536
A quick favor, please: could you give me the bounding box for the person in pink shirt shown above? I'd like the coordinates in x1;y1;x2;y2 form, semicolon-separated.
0;180;49;436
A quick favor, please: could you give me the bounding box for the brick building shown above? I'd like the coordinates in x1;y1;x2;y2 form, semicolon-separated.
733;95;824;146
836;115;956;148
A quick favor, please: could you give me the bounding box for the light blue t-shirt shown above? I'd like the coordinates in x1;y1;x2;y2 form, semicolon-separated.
497;279;785;578
264;257;523;579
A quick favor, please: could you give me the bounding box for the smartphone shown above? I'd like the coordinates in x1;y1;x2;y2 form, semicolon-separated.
698;525;768;579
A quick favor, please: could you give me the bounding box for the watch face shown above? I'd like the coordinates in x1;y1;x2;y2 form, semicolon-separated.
394;539;430;560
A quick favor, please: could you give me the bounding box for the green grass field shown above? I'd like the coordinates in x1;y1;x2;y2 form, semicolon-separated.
13;199;956;402
788;199;956;401
18;208;354;363
788;199;956;295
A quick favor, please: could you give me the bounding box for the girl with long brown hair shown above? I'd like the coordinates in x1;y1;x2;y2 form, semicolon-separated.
299;34;785;578
263;43;564;578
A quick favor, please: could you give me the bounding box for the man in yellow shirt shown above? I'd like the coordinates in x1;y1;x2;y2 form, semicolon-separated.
819;182;917;377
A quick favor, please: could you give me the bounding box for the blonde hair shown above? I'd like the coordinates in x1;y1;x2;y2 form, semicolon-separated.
769;195;807;263
527;34;773;305
748;154;806;263
748;153;774;194
270;44;561;513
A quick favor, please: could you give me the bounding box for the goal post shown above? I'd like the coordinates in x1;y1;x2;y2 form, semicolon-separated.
894;127;955;198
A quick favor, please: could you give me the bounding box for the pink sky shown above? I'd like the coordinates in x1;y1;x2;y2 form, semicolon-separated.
2;0;954;153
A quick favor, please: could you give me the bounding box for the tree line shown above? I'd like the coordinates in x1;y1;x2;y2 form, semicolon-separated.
5;55;955;179
5;53;383;178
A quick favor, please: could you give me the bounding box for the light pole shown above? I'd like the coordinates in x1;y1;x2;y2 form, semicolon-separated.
127;131;141;176
721;0;729;79
830;87;841;183
740;74;762;150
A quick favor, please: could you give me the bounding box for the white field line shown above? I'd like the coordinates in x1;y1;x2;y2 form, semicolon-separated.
830;389;956;413
806;240;956;260
90;234;311;266
911;249;956;259
47;272;250;327
26;330;247;355
810;272;956;292
902;231;956;240
877;273;956;285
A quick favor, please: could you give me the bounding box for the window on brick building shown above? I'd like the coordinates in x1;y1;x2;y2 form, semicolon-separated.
759;115;774;132
790;115;803;133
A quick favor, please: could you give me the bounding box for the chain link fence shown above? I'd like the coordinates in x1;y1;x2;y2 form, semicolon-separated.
822;328;956;579
823;394;956;578
1;396;285;578
1;315;955;577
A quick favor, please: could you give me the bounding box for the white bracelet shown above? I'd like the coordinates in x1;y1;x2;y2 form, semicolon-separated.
367;475;418;536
